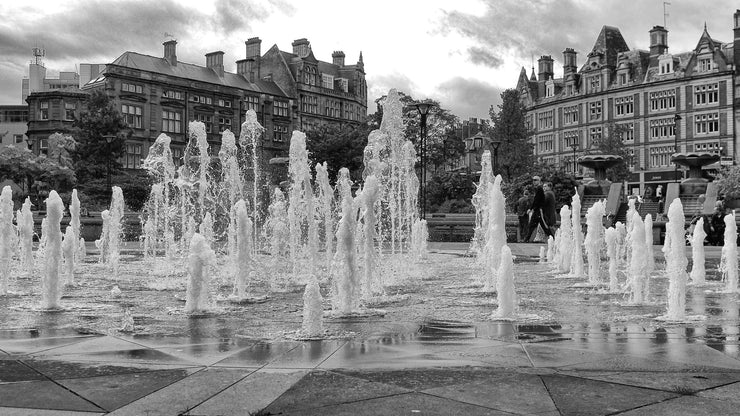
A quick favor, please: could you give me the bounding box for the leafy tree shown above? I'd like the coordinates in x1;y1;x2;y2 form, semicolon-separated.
426;171;476;213
305;123;370;184
488;89;535;183
585;122;631;182
0;144;76;206
374;92;462;174
72;90;129;184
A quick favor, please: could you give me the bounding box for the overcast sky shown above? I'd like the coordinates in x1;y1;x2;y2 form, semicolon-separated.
0;0;737;121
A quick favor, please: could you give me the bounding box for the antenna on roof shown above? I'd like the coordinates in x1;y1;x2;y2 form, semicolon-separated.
663;1;671;28
32;46;45;66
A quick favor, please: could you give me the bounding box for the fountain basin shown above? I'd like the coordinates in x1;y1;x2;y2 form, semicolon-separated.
671;152;720;195
577;154;623;195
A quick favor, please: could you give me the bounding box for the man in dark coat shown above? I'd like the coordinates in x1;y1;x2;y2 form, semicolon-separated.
542;181;557;232
525;176;554;241
516;189;531;242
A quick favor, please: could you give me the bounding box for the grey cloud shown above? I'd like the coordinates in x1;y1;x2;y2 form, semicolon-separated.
213;0;294;34
467;46;503;68
367;72;419;109
438;0;737;73
434;77;502;120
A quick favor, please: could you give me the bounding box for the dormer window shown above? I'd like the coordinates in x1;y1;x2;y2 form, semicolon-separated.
698;57;713;72
545;80;554;98
658;54;674;74
587;75;600;94
321;74;334;89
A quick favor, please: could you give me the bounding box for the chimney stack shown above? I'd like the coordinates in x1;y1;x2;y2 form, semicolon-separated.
292;38;310;57
206;51;225;77
649;26;668;56
537;55;554;81
563;48;578;76
332;51;345;66
236;58;255;82
734;10;740;71
163;40;177;66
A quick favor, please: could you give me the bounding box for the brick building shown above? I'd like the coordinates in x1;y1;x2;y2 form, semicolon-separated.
25;87;88;156
517;10;740;194
0;105;30;148
76;40;294;170
249;37;368;132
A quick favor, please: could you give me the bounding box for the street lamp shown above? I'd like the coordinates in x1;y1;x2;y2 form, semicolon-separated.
103;134;116;191
570;140;579;175
491;137;502;174
673;114;682;183
413;100;435;220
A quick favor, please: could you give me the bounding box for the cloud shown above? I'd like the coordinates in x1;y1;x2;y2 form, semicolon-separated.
213;0;295;34
466;46;503;68
433;77;503;120
366;72;419;109
437;0;738;72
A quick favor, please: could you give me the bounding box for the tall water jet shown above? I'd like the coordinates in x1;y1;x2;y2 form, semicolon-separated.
238;110;265;238
493;245;516;319
623;197;637;266
471;150;494;257
107;186;125;276
584;200;605;284
359;175;381;298
142;134;176;257
0;186;13;294
481;175;506;291
557;206;573;273
570;192;585;277
218;130;242;228
287;131;311;275
689;217;707;285
333;187;359;315
42;191;64;309
315;162;334;269
199;212;214;246
628;213;649;303
615;222;627;266
400;141;419;253
190;121;210;216
605;227;619;292
95;210;110;263
546;236;554;263
185;233;216;313
410;219;428;260
644;214;656;276
301;276;324;337
720;211;738;292
70;189;81;259
264;188;289;266
17;198;34;277
233;200;253;300
62;227;76;285
663;199;688;320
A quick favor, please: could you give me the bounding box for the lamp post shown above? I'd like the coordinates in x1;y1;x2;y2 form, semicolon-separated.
413;100;435;220
673;113;682;182
491;137;502;174
570;141;579;175
103;134;116;191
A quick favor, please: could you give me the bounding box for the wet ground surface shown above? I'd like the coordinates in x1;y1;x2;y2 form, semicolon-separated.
1;242;740;415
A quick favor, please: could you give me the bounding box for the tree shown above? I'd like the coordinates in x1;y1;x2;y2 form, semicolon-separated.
72;90;129;184
305;123;370;184
374;92;462;174
489;89;535;183
587;122;631;182
0;144;76;206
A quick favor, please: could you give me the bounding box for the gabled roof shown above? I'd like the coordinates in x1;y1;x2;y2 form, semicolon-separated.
588;26;630;67
102;51;289;98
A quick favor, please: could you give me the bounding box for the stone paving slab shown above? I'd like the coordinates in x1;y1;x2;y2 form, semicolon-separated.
0;379;104;412
0;408;104;416
541;373;679;415
107;367;252;416
186;368;309;416
619;395;740;415
57;368;199;412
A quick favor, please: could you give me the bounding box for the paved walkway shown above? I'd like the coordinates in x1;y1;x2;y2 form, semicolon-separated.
1;243;738;415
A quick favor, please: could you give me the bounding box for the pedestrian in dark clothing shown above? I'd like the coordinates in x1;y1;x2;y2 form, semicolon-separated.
525;176;554;241
516;190;531;242
708;201;726;246
542;182;558;232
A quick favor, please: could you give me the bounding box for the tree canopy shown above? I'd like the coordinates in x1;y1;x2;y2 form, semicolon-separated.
488;89;535;183
587;122;632;182
305;123;370;184
72;90;129;183
374;91;462;174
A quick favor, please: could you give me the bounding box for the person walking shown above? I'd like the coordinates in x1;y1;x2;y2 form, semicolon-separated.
516;189;531;242
525;176;554;241
542;181;558;233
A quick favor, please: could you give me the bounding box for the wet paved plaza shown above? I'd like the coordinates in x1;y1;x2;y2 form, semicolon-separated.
2;243;740;415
